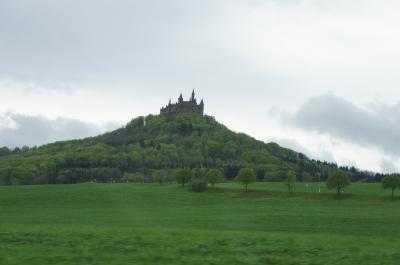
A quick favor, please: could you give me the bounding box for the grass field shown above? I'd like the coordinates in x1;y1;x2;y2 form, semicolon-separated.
0;182;399;265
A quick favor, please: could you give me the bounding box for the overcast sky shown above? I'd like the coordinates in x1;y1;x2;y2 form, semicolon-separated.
1;0;400;173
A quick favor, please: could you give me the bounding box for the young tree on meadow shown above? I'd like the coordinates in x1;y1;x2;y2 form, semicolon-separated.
205;169;223;187
382;175;400;199
326;171;351;197
235;168;256;192
286;170;297;195
174;168;194;187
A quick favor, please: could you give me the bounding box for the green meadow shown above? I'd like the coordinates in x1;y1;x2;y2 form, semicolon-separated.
1;182;399;265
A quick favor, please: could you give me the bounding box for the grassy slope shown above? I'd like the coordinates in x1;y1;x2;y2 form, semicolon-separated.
0;183;399;265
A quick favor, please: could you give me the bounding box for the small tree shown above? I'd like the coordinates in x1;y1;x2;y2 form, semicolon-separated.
382;175;400;199
235;168;256;192
174;168;194;187
286;170;297;195
327;171;351;197
205;169;223;187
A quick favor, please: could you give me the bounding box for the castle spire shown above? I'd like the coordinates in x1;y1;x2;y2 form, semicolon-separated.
190;89;196;103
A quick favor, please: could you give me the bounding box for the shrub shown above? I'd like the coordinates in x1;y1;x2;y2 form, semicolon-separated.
189;179;208;192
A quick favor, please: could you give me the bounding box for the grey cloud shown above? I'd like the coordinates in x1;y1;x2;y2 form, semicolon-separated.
0;0;306;105
289;94;400;156
316;149;335;163
266;137;335;163
380;159;398;174
0;112;120;148
0;78;76;96
266;137;310;155
368;102;400;125
0;0;224;83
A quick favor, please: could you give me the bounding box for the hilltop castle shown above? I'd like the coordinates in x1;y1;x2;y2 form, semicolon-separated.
160;90;204;115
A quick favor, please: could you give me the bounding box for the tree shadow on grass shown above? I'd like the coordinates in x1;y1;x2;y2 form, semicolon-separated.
206;186;397;202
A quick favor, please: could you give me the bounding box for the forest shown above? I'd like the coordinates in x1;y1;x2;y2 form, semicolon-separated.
0;112;383;185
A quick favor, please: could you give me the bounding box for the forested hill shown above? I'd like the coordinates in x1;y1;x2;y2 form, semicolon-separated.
0;112;377;185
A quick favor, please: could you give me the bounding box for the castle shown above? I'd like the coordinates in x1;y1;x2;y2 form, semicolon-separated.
160;90;204;115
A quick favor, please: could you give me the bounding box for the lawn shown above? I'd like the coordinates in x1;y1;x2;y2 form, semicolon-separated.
0;182;399;265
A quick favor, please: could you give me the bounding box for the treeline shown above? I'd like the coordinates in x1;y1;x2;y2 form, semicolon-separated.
0;146;33;157
0;113;389;186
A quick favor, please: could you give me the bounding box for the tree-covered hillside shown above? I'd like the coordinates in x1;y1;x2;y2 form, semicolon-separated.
0;113;376;185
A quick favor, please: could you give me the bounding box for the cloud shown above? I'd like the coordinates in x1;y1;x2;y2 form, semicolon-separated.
0;112;120;148
288;94;400;157
0;78;75;96
266;137;310;155
2;0;400;173
380;158;399;174
2;0;400;103
266;135;336;163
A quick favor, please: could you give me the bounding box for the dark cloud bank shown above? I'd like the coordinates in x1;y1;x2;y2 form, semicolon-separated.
0;113;119;148
288;94;400;157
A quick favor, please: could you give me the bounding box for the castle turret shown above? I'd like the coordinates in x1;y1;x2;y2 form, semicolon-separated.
199;99;204;113
190;89;196;102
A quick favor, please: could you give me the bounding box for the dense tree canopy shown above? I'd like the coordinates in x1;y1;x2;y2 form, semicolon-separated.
0;112;373;186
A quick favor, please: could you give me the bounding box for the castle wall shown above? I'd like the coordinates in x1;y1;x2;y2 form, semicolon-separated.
160;100;204;115
160;92;204;115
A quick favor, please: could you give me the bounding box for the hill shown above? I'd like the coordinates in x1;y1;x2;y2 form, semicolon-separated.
0;112;373;185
